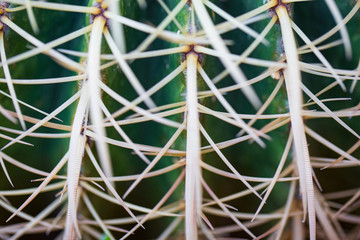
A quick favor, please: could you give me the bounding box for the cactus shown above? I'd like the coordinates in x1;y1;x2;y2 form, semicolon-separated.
0;0;360;239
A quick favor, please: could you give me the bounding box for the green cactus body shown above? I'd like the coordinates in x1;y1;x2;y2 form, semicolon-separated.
0;0;360;239
0;2;85;235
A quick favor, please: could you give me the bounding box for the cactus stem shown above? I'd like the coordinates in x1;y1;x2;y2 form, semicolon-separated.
238;76;285;137
272;179;295;239
0;25;91;71
99;81;181;128
0;90;64;123
205;68;278;94
98;98;151;164
85;144;143;231
121;170;186;240
157;0;187;35
335;189;360;216
196;46;285;70
0;1;358;238
0;128;34;146
123;121;186;199
1;90;82;151
201;160;298;183
322;147;359;170
201;177;256;238
324;0;352;60
301;83;360;140
109;160;185;182
157;216;183;240
79;159;184;184
211;15;277;85
134;0;188;54
290;20;345;91
196;3;272;37
201;165;294;207
6;152;68;223
107;61;186;124
9;192;67;240
81;181;183;219
305;127;358;163
252;133;293;222
1;16;85;72
104;11;212;45
298;0;360;63
103;28;157;109
204;0;269;45
199;123;262;199
198;64;265;147
0;130;31;146
192;0;262;110
82;192;116;240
